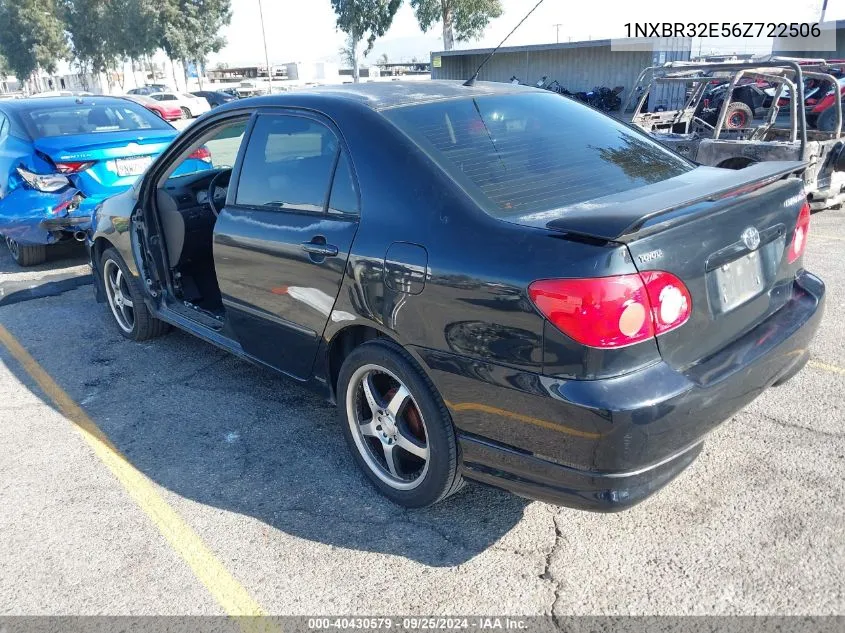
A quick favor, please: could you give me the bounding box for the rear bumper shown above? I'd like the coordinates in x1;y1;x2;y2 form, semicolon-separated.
460;434;704;511
420;271;825;511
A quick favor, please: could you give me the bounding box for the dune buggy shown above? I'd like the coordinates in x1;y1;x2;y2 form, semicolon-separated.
624;59;845;210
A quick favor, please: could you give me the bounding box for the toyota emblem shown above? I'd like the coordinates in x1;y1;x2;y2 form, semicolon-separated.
741;226;760;251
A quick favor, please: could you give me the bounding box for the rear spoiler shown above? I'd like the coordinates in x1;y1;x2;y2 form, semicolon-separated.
543;161;806;242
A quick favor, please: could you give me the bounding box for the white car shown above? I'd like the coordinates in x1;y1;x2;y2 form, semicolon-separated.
148;91;211;118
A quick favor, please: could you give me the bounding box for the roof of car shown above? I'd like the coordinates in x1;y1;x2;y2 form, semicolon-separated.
0;95;128;111
239;80;540;111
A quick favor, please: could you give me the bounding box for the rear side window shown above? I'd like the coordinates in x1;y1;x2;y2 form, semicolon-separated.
328;151;358;216
236;115;339;212
386;92;694;218
22;103;171;138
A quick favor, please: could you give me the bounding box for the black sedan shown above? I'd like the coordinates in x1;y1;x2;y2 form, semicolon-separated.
87;81;825;510
191;90;238;107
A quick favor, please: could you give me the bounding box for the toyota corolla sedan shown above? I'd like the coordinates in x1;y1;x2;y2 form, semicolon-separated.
87;81;825;510
0;96;208;266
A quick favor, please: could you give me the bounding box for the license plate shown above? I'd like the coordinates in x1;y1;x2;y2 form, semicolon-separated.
114;155;152;177
714;251;765;312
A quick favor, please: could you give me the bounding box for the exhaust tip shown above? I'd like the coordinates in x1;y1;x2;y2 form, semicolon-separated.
74;231;86;242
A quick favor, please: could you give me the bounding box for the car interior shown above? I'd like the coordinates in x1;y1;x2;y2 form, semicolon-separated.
152;119;248;320
150;114;348;327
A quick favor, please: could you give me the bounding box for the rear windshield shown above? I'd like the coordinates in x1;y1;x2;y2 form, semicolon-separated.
385;92;694;218
22;102;171;138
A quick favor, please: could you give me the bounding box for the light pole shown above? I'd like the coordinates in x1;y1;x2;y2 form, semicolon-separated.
257;0;272;90
553;23;561;43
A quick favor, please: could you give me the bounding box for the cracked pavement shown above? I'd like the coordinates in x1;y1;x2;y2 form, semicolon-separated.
0;210;843;616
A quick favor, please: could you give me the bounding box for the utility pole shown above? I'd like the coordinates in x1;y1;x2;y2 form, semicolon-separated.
553;23;562;43
257;0;272;90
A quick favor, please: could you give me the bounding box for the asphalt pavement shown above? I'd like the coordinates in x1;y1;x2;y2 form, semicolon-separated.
0;210;843;617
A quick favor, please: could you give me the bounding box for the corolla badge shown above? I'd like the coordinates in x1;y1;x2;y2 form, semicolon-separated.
741;226;760;251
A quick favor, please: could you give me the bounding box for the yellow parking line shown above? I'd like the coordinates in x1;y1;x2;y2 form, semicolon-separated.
810;360;845;375
0;324;267;619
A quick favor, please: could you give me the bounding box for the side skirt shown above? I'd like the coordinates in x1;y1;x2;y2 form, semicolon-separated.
154;305;332;400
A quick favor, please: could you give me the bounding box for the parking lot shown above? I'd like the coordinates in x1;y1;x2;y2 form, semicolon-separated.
0;210;843;617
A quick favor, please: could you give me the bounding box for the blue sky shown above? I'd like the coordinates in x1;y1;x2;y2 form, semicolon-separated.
210;0;843;67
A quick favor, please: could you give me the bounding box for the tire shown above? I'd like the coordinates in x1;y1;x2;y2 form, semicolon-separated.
723;102;754;129
337;339;464;507
816;106;839;132
5;236;46;267
180;106;191;119
100;248;169;341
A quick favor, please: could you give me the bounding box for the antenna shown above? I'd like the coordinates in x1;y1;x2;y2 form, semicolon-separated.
463;0;546;87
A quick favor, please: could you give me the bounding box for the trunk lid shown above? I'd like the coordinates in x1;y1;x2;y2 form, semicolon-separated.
521;162;807;371
33;130;177;190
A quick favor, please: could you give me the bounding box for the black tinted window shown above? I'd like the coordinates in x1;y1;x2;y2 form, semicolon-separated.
236;115;338;212
329;151;357;215
386;92;693;218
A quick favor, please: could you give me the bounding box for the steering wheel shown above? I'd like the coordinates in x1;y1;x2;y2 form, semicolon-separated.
207;168;232;218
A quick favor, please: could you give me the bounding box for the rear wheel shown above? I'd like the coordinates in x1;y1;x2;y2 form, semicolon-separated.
724;102;754;129
101;248;168;341
337;339;464;507
180;106;192;119
5;236;46;267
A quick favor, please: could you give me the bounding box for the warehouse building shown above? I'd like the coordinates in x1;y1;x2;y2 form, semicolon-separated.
430;38;691;103
772;20;845;58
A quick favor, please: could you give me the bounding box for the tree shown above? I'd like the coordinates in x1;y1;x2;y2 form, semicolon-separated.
410;0;502;50
338;34;360;76
378;53;389;66
62;0;120;89
158;0;230;90
330;0;401;83
0;0;68;86
112;0;162;85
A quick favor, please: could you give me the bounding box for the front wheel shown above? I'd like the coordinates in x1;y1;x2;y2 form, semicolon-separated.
337;339;464;507
100;248;169;341
180;106;192;119
5;236;46;267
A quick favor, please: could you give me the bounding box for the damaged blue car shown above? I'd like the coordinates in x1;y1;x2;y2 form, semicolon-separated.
0;96;209;266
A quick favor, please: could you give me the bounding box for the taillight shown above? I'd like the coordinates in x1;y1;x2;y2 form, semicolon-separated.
640;271;692;335
528;271;692;349
189;147;212;163
55;161;94;173
788;201;811;264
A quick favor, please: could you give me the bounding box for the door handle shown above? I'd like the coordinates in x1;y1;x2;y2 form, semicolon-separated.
301;240;338;257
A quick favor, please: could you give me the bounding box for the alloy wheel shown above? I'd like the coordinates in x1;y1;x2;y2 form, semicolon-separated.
346;364;430;490
103;259;135;333
6;236;19;260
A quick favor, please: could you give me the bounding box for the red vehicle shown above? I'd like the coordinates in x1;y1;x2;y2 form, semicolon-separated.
119;94;183;122
805;75;845;130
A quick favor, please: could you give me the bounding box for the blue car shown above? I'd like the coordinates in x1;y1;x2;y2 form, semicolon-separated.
0;96;208;266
